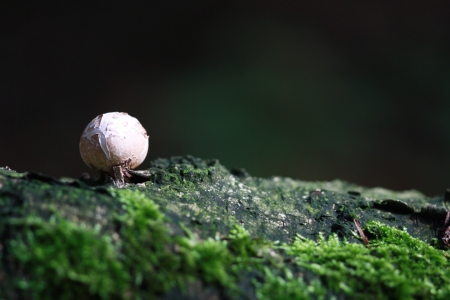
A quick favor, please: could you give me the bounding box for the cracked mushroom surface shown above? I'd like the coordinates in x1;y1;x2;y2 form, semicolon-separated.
80;112;149;180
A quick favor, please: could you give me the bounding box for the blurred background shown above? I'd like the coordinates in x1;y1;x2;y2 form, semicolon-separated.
2;2;450;196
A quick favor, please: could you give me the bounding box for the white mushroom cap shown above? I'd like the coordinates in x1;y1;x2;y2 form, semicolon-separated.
79;112;149;175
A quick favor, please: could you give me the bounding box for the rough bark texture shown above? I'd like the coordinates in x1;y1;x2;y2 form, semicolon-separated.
1;156;449;299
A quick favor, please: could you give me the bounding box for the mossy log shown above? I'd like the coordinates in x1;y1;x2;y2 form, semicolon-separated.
1;156;449;299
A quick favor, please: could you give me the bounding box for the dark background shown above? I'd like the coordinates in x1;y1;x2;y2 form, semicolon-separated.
2;2;450;196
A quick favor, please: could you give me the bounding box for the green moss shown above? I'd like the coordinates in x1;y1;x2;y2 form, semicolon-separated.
113;189;240;299
3;185;450;299
0;168;25;178
255;268;327;300
2;156;450;299
280;222;450;299
6;216;129;299
112;189;179;299
111;190;450;300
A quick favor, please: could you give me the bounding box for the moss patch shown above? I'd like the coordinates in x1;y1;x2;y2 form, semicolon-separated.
5;217;129;299
1;157;450;299
280;222;450;299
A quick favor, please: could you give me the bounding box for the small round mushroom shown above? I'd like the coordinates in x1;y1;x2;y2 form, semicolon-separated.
80;112;149;183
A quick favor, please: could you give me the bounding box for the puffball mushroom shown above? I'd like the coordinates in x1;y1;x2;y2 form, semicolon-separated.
79;112;149;185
